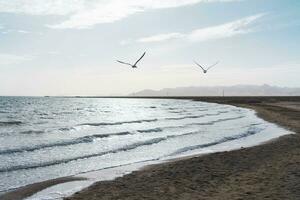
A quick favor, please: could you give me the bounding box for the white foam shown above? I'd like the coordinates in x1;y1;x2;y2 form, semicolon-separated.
25;121;292;200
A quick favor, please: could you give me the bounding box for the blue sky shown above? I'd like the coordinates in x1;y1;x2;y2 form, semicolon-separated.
0;0;299;96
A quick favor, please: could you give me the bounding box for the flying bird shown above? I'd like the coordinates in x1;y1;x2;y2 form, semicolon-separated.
194;60;219;73
117;52;146;68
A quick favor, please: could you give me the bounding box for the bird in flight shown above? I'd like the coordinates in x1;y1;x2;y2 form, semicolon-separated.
117;52;146;68
194;60;219;73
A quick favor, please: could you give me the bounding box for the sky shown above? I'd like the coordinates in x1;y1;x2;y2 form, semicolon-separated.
0;0;299;96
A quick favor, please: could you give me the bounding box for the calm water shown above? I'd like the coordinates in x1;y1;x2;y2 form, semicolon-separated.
0;97;291;194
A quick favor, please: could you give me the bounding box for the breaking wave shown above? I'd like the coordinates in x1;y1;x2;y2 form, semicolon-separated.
167;126;264;157
78;118;158;127
0;121;23;126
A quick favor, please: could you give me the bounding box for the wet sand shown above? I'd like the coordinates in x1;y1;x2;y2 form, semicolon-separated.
66;97;300;200
0;177;86;200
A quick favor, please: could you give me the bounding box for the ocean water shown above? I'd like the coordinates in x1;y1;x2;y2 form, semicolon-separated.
0;97;292;196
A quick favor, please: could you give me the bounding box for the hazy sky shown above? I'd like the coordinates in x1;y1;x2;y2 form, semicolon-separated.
0;0;299;96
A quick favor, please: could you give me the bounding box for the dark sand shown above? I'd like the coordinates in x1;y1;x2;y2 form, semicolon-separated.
65;97;300;200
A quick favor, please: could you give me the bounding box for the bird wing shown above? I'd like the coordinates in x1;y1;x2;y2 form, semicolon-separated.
207;61;219;70
134;52;146;66
116;60;133;66
194;60;205;71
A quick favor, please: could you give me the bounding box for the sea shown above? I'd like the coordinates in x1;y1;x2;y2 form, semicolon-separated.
0;97;292;199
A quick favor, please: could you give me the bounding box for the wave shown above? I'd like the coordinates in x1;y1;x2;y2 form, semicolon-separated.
198;109;209;111
36;112;48;116
188;116;245;126
20;130;45;134
0;130;204;172
167;127;264;157
167;107;177;110
58;127;76;131
169;111;186;114
0;124;184;156
5;121;263;173
137;128;163;133
47;111;231;133
0;131;132;155
217;111;229;114
78;118;158;127
10;116;246;153
164;112;222;121
1;116;246;155
100;110;110;113
0;137;94;155
40;117;54;120
0;137;165;173
1;125;176;155
33;119;160;134
52;111;73;115
165;115;205;121
0;121;22;126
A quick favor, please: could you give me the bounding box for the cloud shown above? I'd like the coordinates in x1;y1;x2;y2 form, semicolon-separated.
0;0;86;15
0;54;34;65
188;13;266;41
0;28;33;35
120;39;134;46
137;33;185;43
0;0;241;29
138;13;266;43
17;30;31;34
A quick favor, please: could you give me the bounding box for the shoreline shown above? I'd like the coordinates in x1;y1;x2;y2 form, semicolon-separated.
0;177;87;200
65;97;300;200
1;97;299;200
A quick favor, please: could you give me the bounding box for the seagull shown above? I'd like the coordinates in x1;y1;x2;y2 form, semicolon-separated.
116;52;146;68
194;60;219;73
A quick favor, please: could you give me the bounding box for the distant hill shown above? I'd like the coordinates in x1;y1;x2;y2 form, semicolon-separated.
130;85;300;96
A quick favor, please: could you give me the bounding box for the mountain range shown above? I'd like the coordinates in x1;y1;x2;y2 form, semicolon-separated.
130;85;300;96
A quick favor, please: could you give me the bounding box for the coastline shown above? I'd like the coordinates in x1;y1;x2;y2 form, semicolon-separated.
1;97;299;200
0;177;87;200
65;97;300;200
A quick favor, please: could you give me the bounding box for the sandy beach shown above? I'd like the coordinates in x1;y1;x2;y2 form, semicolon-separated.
1;0;299;199
1;97;299;200
64;97;300;200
